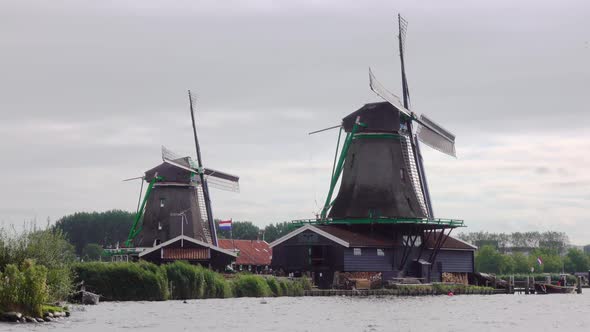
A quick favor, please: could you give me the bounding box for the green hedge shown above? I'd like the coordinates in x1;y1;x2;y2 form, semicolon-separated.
74;262;306;301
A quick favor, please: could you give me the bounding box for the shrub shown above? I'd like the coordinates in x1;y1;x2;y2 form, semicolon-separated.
73;262;168;301
266;277;281;297
287;281;305;296
294;277;313;291
0;260;49;317
202;268;217;299
163;261;203;300
278;279;290;296
0;226;76;303
232;274;272;297
213;275;233;298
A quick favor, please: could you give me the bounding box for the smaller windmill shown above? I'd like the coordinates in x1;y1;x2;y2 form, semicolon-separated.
125;91;239;248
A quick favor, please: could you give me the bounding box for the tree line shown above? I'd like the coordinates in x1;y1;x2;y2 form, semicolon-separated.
458;231;570;254
475;245;589;274
457;231;590;273
53;210;293;259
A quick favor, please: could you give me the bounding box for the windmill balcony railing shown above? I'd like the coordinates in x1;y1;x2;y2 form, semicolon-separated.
290;217;464;228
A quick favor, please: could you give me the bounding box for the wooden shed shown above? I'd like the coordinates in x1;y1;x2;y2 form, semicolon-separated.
139;234;237;271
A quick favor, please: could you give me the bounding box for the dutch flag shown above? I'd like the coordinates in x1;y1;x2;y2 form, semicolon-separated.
537;256;543;266
219;219;232;230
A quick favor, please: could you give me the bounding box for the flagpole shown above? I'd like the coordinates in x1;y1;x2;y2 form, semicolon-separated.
230;219;235;250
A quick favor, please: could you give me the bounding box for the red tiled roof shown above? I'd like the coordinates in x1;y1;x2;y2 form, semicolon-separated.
217;239;272;266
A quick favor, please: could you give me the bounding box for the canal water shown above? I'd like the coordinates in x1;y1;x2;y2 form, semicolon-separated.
2;293;589;332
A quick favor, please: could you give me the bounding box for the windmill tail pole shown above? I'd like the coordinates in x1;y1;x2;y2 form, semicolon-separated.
188;90;204;168
397;14;434;218
187;90;218;246
398;13;409;109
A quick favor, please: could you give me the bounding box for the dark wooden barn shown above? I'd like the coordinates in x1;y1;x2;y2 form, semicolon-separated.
270;225;475;288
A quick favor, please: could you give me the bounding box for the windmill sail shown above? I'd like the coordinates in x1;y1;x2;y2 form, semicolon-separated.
400;134;429;217
416;114;457;157
369;68;411;118
161;146;240;192
368;71;457;158
204;168;240;192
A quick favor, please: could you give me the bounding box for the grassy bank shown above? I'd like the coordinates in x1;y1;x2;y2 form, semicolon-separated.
73;261;311;301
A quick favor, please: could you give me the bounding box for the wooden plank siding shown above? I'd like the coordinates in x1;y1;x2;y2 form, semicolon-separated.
435;250;474;273
343;248;393;272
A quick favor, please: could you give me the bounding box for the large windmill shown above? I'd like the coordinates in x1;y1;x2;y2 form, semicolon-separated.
125;91;239;249
299;15;463;275
316;15;457;223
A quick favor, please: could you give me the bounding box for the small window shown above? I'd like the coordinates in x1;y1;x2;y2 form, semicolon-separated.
353;248;362;256
377;249;385;256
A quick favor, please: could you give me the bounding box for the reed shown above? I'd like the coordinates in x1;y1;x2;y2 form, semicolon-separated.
0;260;49;317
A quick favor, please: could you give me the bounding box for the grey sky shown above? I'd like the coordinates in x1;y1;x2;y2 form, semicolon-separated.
1;0;589;243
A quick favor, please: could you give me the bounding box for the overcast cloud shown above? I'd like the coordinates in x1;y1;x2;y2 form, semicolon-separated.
1;0;589;243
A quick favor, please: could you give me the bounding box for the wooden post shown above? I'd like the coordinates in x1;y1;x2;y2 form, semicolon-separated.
577;276;583;294
525;276;530;295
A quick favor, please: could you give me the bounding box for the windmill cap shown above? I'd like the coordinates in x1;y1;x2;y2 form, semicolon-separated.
342;102;404;133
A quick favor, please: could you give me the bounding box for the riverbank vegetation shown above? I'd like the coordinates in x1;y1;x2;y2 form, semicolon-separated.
0;225;74;316
73;261;310;301
388;283;494;295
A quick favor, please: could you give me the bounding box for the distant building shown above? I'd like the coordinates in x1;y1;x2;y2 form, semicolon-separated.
218;239;272;273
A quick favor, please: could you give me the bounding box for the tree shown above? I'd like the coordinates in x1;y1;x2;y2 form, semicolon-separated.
53;210;135;254
215;220;261;240
564;248;589;272
82;243;103;261
263;222;292;243
475;245;503;273
542;255;563;273
512;252;531;273
499;254;515;274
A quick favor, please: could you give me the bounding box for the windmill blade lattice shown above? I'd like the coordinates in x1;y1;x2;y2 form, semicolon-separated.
369;68;411;118
416;115;457;157
204;168;240;192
